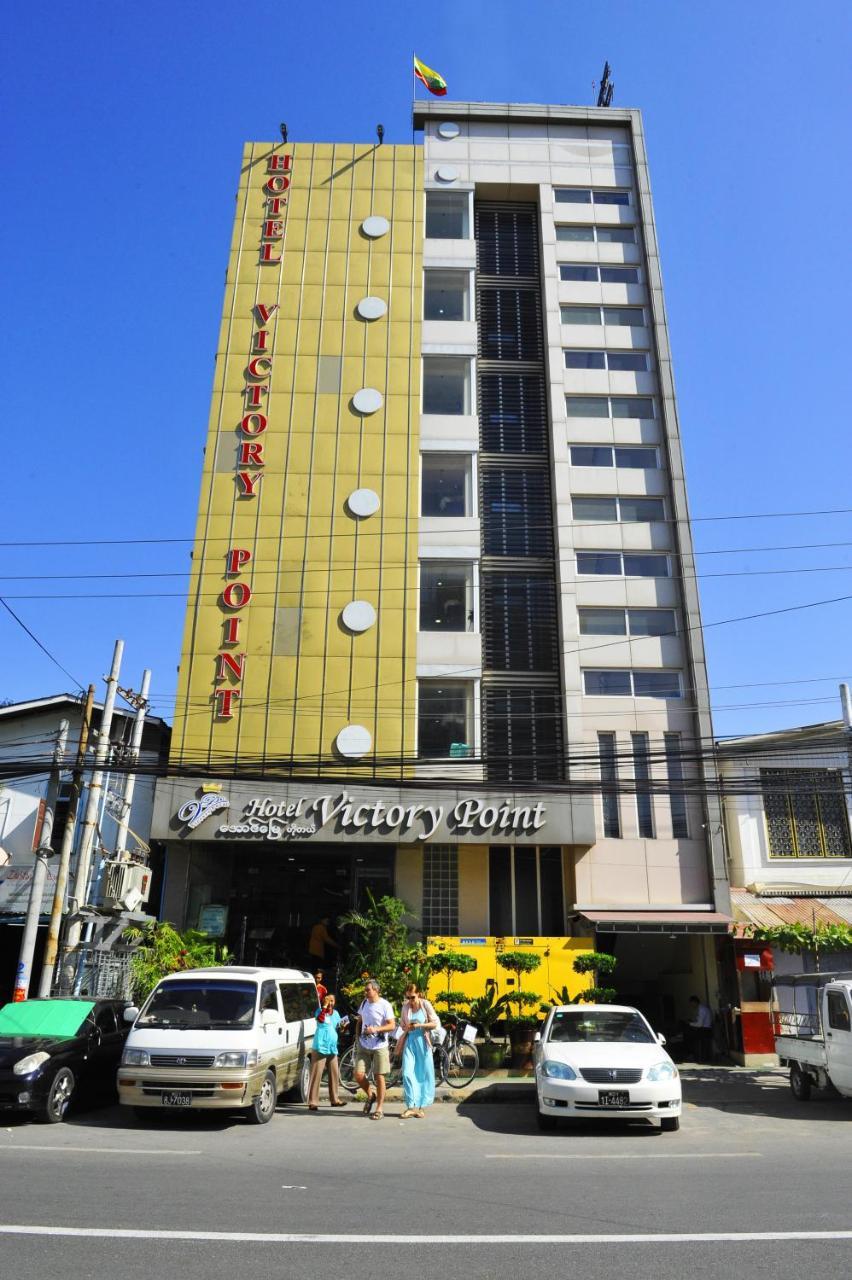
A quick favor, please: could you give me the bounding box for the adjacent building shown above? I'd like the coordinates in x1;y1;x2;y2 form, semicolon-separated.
152;99;729;1030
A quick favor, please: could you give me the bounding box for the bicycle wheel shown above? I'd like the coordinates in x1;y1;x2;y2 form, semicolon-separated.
338;1046;361;1094
432;1045;450;1085
445;1040;478;1088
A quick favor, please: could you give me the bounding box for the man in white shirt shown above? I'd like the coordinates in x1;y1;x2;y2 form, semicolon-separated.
688;995;713;1061
354;979;396;1120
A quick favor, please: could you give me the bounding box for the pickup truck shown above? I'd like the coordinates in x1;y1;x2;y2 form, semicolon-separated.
772;972;852;1101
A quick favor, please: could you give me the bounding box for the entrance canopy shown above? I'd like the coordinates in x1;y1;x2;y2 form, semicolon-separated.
576;910;731;935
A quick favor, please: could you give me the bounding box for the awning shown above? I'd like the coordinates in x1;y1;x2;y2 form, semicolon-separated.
575;910;731;935
730;888;852;935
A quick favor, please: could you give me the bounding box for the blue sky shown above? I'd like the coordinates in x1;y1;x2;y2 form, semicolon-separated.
3;0;851;737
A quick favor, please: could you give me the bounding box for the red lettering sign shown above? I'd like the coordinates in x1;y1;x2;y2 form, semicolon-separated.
238;441;264;466
267;153;292;171
240;412;268;435
222;582;252;609
222;616;241;645
216;652;246;683
236;471;262;496
214;688;241;719
226;548;252;575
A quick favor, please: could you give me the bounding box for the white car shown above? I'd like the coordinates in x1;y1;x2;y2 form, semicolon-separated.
534;1004;681;1132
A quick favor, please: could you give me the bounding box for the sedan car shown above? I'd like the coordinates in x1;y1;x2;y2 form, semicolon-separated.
0;997;129;1122
534;1004;681;1132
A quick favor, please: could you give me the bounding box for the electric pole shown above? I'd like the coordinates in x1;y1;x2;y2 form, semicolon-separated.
37;686;95;997
14;720;69;1001
113;669;151;857
60;639;123;991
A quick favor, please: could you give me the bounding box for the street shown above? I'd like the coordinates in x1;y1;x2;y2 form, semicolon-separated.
1;1069;850;1279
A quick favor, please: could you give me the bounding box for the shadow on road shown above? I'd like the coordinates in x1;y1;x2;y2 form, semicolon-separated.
679;1067;852;1123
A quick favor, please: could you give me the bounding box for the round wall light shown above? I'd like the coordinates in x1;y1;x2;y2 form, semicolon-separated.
435;165;459;183
361;215;390;238
437;122;460;139
341;600;377;633
352;387;383;415
336;724;372;758
356;296;387;321
346;488;381;518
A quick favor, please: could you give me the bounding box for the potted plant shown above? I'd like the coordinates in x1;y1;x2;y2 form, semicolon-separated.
571;951;618;1003
429;948;478;1010
468;986;509;1068
496;949;543;1070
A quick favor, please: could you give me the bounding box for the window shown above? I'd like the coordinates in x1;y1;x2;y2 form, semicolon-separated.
480;372;548;454
423;357;471;415
576;551;670;578
94;1006;118;1034
598;732;621;838
483;684;564;782
632;732;655;838
566;395;654;419
425;190;470;239
421;454;472;517
565;351;649;372
578;608;676;637
761;768;852;858
827;991;851;1033
583;669;682;699
556;225;636;244
259;981;280;1013
560;305;646;327
664;733;689;838
419;562;474;632
482;468;553;557
570;445;658;468
572;495;665;523
279;982;317;1022
479;286;542;361
424;270;470;321
418;681;473;757
488;846;564;934
554;188;630;206
560;264;639;284
482;572;559;671
422;845;459;935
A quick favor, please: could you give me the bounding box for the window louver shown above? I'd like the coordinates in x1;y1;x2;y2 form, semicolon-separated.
479;373;548;455
478;287;543;362
481;468;553;558
483;685;564;782
476;205;539;278
482;573;559;671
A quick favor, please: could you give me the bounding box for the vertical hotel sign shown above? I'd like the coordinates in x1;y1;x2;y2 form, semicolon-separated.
216;150;291;720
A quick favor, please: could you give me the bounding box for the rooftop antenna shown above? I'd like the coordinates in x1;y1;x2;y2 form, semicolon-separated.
280;122;288;143
376;123;385;145
596;62;614;108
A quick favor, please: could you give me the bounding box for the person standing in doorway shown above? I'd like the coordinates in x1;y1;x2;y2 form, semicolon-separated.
307;993;348;1111
308;916;339;971
354;979;395;1120
688;995;714;1062
398;983;439;1119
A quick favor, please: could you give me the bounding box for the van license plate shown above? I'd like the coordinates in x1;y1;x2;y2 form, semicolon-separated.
598;1090;629;1107
161;1091;192;1107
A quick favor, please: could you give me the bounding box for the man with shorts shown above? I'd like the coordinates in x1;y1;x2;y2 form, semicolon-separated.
354;979;395;1120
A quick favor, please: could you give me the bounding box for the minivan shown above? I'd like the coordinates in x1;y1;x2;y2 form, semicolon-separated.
118;966;318;1123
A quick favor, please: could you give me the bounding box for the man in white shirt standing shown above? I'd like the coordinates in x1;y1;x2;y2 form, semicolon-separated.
688;994;714;1062
354;979;396;1120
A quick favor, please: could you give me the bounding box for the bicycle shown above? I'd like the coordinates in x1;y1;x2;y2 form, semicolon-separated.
338;1015;479;1094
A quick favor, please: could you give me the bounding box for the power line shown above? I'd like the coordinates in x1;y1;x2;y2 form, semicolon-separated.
0;596;84;691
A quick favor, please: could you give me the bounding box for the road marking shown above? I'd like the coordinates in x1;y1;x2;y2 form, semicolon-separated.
486;1152;761;1160
1;1226;851;1245
0;1146;201;1157
281;1186;307;1191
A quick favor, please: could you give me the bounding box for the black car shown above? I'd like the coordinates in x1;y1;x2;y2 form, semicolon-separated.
0;997;129;1122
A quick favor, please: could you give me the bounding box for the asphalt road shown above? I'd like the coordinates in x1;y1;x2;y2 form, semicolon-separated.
1;1069;851;1280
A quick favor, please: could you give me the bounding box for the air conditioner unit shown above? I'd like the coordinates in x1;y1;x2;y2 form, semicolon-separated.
100;861;151;912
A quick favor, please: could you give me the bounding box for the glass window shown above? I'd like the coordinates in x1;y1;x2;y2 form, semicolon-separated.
827;991;851;1032
279;982;317;1022
488;847;512;934
548;1009;655;1044
561;305;602;325
593;190;630;206
596;226;636;243
570;445;613;467
422;357;470;415
611;396;654;418
419;562;473;632
604;306;645;327
598;733;621;838
619;497;665;522
614;446;657;468
664;733;689;838
600;266;639;284
628;608;676;637
565;350;606;369
573;496;618;522
554;189;592;204
417;681;472;757
560;264;599;282
623;553;669;577
259;980;280;1013
607;351;648;372
138;980;257;1029
425;190;470;239
632;732;654;837
488;847;564;934
556;225;595;241
579;608;626;635
761;768;852;858
94;1006;118;1033
583;669;632;697
577;552;622;575
633;671;682;698
424;270;469;321
566;395;609;417
421;454;471;517
514;848;539;934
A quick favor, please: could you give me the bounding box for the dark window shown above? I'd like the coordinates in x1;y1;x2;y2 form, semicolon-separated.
566;396;609;417
619;497;665;522
827;991;851;1032
607;352;648;371
419;563;473;632
423;358;469;415
560;265;599;282
279;982;317;1021
514;848;539;934
603;306;645;327
572;497;618;522
614;446;657;468
565;350;606;369
483;685;563;782
421;455;470;516
611;396;654;418
556;225;595;241
598;733;621;838
539;849;565;934
259;981;279;1013
554;189;592;204
488;848;512;934
561;305;602;325
577;552;622;575
761;769;852;858
596;226;635;243
664;733;689;838
592;190;630;206
482;468;553;557
482;573;559;671
584;670;632;697
478;287;542;362
488;846;564;934
632;732;654;838
94;1006;118;1033
579;608;626;636
418;682;471;758
426;191;469;239
570;445;613;467
634;671;681;699
629;609;675;637
623;553;669;577
479;373;548;454
424;271;469;320
600;266;639;284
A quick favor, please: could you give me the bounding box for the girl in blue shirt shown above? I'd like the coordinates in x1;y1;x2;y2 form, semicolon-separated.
307;994;348;1110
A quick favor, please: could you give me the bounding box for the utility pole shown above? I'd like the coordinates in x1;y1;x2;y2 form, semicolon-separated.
37;686;95;997
60;639;123;991
114;669;151;858
13;720;69;1001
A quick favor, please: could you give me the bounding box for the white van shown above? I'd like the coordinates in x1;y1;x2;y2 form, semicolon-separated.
117;966;318;1123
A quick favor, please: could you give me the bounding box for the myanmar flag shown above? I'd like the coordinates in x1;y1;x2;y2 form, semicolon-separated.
414;55;447;97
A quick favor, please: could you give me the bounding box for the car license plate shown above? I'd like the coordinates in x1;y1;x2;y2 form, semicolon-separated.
161;1091;192;1107
598;1089;629;1107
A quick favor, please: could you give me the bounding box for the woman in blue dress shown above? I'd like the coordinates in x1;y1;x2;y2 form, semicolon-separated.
398;983;439;1118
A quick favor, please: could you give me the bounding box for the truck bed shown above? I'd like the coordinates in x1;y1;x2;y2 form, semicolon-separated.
775;1034;827;1067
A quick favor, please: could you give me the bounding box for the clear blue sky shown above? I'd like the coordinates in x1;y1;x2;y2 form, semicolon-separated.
3;0;851;737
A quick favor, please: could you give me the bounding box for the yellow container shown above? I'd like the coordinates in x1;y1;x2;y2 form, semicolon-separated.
425;936;596;1012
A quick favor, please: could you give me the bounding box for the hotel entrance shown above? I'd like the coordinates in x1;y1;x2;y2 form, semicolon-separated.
177;843;395;970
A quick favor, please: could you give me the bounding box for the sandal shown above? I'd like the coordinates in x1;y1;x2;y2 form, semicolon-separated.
370;1110;383;1120
400;1108;416;1118
363;1091;377;1115
308;1105;319;1112
331;1100;347;1108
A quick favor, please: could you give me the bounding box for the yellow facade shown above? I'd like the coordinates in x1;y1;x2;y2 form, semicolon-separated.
172;143;423;770
425;938;596;1007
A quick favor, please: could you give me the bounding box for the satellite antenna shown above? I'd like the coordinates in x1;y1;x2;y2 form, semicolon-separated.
596;62;614;107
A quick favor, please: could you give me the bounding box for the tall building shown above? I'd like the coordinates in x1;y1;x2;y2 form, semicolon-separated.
153;100;730;1019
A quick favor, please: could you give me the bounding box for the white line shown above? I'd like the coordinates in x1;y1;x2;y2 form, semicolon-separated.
485;1152;760;1161
1;1226;851;1245
0;1146;201;1157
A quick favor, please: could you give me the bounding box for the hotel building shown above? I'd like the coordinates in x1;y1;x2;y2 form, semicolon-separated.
152;100;730;1020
